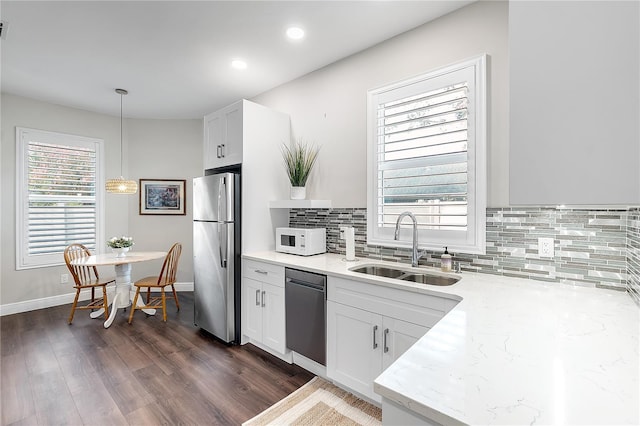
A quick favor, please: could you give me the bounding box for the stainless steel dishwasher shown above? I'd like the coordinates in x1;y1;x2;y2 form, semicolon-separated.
285;267;326;366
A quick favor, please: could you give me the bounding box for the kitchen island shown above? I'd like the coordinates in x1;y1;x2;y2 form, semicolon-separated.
243;251;639;425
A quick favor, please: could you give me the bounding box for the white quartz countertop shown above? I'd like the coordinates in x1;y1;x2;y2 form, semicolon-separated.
243;251;640;425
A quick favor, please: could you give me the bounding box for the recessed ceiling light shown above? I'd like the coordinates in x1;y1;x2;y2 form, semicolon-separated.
231;59;247;70
286;27;305;40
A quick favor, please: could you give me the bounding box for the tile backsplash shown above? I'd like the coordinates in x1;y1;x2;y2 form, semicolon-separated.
290;207;639;295
628;209;640;304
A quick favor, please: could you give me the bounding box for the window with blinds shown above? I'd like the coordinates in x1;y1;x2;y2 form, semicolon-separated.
367;56;486;254
16;128;104;269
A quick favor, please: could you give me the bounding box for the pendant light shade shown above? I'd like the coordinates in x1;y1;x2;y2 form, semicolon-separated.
106;88;138;194
105;177;138;194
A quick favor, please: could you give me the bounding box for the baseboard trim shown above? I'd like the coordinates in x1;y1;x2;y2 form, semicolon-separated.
0;281;194;316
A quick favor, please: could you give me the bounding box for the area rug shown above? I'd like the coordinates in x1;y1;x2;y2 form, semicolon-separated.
243;377;382;426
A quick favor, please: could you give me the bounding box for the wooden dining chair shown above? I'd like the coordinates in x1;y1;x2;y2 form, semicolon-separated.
64;244;114;324
128;243;182;324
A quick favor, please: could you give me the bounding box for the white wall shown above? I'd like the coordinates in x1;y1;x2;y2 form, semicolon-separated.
1;94;127;305
252;1;509;207
509;0;640;205
126;118;201;282
0;93;201;307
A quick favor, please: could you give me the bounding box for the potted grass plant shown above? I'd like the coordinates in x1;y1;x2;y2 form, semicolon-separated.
281;140;319;200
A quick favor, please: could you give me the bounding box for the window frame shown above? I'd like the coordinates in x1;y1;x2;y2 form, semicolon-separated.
366;55;487;255
15;127;105;270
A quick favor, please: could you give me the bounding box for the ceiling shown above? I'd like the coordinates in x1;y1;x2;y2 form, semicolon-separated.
1;1;473;119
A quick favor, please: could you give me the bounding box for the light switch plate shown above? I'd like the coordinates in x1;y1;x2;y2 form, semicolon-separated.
538;237;554;258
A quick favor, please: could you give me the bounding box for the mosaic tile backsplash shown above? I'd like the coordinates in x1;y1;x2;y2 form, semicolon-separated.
628;209;640;303
289;207;638;293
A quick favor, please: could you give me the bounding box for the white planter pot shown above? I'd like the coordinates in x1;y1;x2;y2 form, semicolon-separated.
112;247;130;257
290;186;306;200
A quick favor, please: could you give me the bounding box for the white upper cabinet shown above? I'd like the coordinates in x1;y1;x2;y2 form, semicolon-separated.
509;1;640;205
204;101;243;169
203;99;291;252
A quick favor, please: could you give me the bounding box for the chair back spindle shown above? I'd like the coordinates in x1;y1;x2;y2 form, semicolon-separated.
63;243;113;324
157;243;182;286
64;244;101;287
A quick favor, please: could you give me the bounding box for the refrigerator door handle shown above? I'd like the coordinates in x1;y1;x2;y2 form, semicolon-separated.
219;223;228;268
218;177;226;221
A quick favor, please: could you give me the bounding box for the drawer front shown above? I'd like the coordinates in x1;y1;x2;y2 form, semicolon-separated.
328;276;458;328
243;259;284;287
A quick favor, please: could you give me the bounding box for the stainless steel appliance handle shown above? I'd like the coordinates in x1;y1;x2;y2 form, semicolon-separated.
255;289;260;306
373;325;378;349
261;291;266;307
218;177;226;222
285;278;325;292
219;223;228;268
384;328;389;353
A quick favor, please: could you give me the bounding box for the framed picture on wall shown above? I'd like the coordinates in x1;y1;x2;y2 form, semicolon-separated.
139;179;186;215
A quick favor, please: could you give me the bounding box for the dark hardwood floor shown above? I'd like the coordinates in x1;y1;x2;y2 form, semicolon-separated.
0;292;313;425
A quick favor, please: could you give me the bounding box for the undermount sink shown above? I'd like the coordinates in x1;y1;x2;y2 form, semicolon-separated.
348;265;405;279
349;265;460;286
399;273;459;286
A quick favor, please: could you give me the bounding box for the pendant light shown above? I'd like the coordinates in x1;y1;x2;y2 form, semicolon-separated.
106;88;138;194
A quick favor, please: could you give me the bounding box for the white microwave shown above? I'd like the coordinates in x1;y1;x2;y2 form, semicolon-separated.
275;227;326;256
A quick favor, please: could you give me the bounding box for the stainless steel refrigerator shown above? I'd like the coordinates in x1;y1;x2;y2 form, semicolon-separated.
193;172;241;343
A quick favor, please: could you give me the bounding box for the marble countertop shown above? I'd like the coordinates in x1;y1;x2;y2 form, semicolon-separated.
243;251;639;425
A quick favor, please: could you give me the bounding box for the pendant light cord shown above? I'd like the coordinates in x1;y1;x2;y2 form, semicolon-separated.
115;88;128;178
119;92;123;177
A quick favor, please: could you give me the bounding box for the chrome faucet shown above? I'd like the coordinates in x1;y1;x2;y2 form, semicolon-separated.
394;211;426;267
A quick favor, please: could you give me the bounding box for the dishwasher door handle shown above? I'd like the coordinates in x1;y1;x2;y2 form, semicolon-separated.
286;278;326;292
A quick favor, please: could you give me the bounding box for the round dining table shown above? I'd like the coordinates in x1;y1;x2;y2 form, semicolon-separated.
69;251;166;328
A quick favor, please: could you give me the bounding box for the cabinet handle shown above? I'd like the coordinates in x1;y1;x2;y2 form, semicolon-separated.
220;144;225;157
384;328;389;353
261;290;266;307
255;269;268;275
216;144;222;158
373;325;378;349
255;289;260;306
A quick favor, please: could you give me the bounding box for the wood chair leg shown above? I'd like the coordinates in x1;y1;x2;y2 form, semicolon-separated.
128;287;141;324
68;289;81;324
171;284;180;311
161;288;167;322
91;287;95;305
147;288;151;304
102;285;109;319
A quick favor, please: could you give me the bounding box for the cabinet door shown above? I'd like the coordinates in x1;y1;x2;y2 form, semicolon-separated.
261;282;286;354
219;102;243;167
203;111;223;170
327;301;382;402
242;277;262;342
382;317;428;370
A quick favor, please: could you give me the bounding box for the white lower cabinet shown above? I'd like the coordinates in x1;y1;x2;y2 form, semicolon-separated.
327;276;458;403
242;260;288;359
381;317;429;370
327;301;428;403
327;301;383;399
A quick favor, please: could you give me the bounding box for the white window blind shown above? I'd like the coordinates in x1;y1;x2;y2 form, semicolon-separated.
367;56;486;254
16;128;104;269
377;82;469;231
